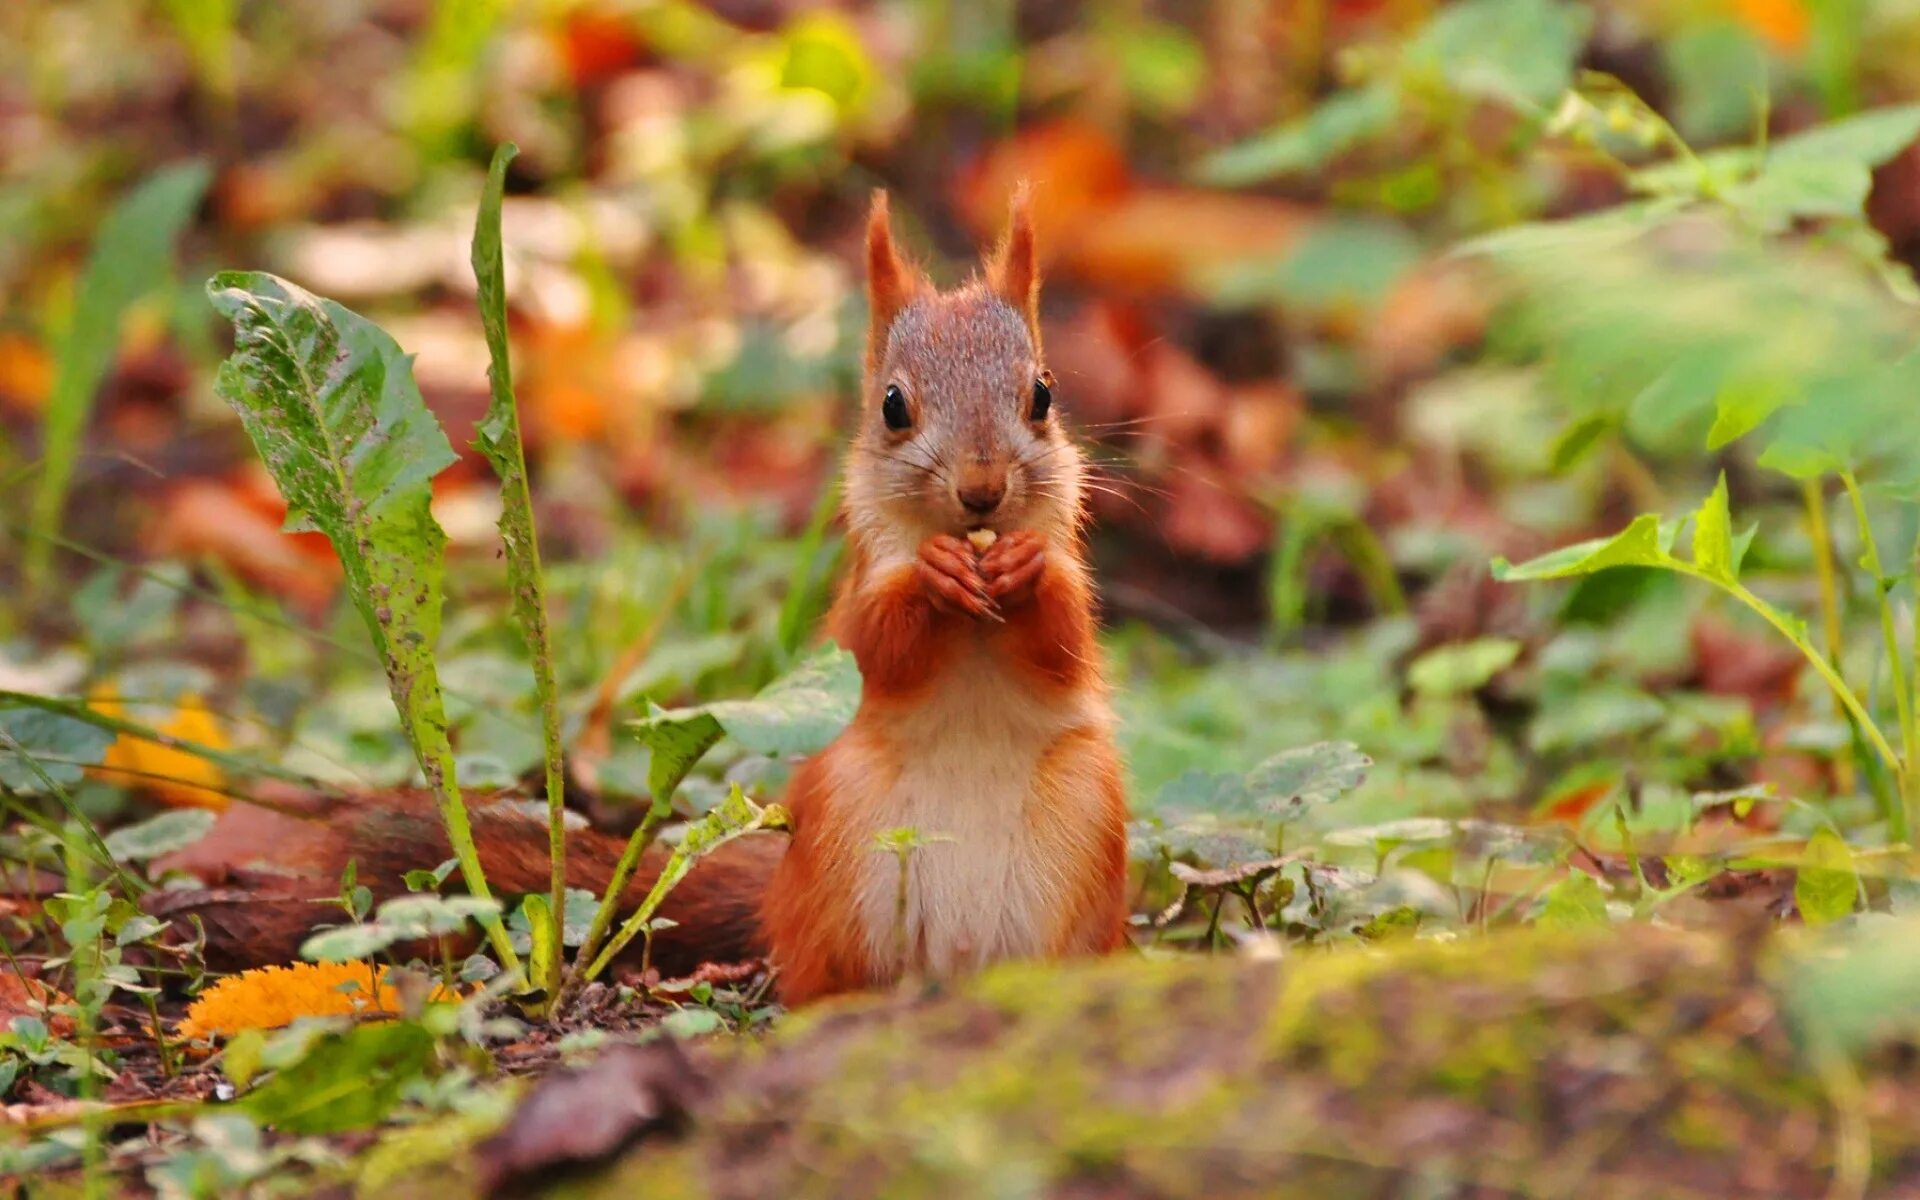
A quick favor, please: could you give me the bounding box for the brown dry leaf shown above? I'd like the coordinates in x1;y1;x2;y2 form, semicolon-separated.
0;971;76;1039
1690;614;1803;714
1363;261;1489;387
1070;187;1312;295
1158;466;1271;564
476;1041;711;1196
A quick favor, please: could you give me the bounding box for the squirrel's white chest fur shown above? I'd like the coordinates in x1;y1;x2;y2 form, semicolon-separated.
829;641;1106;981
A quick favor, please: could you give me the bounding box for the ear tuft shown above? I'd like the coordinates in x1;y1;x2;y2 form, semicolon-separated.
987;182;1039;338
866;190;916;369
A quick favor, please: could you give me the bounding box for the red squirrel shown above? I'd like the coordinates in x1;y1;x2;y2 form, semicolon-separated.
162;188;1131;1004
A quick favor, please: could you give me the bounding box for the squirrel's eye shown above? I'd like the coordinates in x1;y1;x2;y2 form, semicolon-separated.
1029;373;1053;422
882;384;911;431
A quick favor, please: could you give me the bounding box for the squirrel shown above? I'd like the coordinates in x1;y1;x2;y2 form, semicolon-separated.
157;187;1131;1004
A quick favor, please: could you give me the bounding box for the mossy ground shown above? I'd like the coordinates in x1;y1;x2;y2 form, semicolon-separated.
363;924;1920;1199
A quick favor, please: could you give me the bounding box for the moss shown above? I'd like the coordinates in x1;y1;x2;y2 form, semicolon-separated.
318;924;1920;1197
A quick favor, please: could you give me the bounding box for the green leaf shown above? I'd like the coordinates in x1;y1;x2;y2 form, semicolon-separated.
1722;157;1874;229
104;809;216;862
628;707;725;804
471;141;564;996
1794;826;1858;927
1706;377;1795;450
1537;872;1610;930
1407;638;1522;697
0;707;114;792
1492;514;1672;582
1157;741;1372;825
1196;85;1399;185
1111;16;1205;117
584;786;790;980
1528;684;1664;753
1209;217;1422;314
521;893;555;995
642;643;860;758
1786;916;1920;1053
510;887;597;949
1689;473;1735;582
241;1021;435;1134
300;923;403;963
373;894;502;939
1632;106;1920;201
207;271;518;973
1407;0;1591;109
1548;412;1616;472
1768;104;1920;170
28;162;211;585
206;271;460;757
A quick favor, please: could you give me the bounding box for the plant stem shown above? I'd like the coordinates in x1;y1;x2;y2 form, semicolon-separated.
1840;470;1917;839
1804;481;1858;795
1702;569;1907;840
561;803;671;1002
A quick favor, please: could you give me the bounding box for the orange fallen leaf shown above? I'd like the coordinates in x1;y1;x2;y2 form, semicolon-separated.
1730;0;1809;52
90;688;230;810
959;121;1311;295
0;971;76;1039
0;332;52;417
148;475;341;614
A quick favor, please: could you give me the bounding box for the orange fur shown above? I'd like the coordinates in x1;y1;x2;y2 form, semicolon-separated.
760;187;1129;1003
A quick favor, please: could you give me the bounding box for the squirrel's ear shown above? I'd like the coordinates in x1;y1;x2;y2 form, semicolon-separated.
866;190;916;365
987;182;1040;341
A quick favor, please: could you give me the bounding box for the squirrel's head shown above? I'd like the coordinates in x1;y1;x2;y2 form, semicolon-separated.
846;187;1083;553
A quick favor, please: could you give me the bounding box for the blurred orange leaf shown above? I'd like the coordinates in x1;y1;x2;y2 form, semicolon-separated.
90;688;230;810
148;475;341;613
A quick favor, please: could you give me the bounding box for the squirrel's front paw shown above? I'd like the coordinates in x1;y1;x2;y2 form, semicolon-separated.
917;534;995;618
979;530;1046;607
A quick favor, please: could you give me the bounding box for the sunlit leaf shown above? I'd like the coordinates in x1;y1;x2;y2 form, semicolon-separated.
1537;871;1610;929
1492;514;1673;581
1407;639;1522;696
1689;473;1735;582
1794;826;1858;927
639;642;859;758
241;1021;435;1134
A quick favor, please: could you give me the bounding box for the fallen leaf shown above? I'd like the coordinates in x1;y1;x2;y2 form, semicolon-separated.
0;971;76;1039
1690;613;1803;713
147;474;340;613
89;687;231;809
476;1041;710;1195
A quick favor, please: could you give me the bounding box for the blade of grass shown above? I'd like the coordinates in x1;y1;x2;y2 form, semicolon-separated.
1840;469;1917;839
26;162;210;592
471;143;565;1001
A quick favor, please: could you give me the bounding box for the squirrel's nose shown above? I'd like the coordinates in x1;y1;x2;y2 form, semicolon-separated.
957;476;1006;515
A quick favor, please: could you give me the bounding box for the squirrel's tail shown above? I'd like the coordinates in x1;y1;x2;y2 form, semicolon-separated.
147;794;781;978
